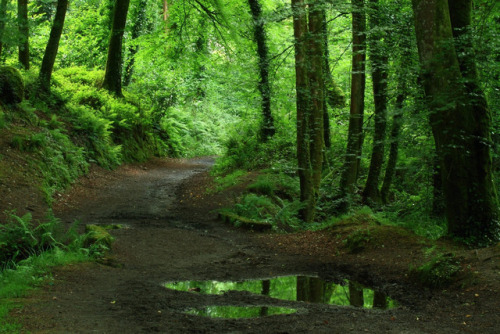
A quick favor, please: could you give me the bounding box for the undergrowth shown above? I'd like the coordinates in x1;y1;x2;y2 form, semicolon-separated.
0;212;112;332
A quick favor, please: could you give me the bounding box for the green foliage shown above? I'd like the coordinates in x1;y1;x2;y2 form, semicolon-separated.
212;169;247;193
412;250;462;288
343;229;372;253
0;212;66;267
219;170;303;231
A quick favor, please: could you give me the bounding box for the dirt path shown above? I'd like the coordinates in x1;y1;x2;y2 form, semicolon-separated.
12;158;499;333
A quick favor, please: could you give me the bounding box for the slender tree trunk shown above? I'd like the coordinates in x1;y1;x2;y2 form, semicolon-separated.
248;0;275;141
17;0;29;69
123;0;147;86
321;10;346;149
163;0;169;33
293;0;324;223
339;0;366;205
38;0;68;92
103;0;131;97
293;0;311;222
380;91;404;204
412;0;499;245
306;1;325;221
363;0;388;206
320;9;331;148
0;0;8;59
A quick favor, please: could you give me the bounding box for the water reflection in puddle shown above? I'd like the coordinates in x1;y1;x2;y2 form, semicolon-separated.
164;275;397;311
185;306;297;318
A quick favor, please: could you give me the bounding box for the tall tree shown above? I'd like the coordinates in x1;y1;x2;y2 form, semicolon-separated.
247;0;275;141
380;16;413;204
38;0;68;92
320;8;346;149
17;0;29;69
412;0;499;245
362;0;388;205
123;0;147;86
103;0;131;97
0;0;8;59
293;0;325;223
339;0;366;206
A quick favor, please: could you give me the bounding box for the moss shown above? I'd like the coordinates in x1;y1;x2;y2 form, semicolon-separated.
84;224;115;249
0;66;24;105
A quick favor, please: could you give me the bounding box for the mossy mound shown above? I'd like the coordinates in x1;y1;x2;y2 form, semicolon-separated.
84;224;115;249
0;66;24;105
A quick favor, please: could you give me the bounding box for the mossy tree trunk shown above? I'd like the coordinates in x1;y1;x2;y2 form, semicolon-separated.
380;90;404;204
339;0;366;207
103;0;131;97
380;20;413;204
293;0;325;224
38;0;68;92
248;0;275;141
123;0;147;86
320;9;346;149
412;0;500;245
362;0;388;206
17;0;29;70
0;0;8;59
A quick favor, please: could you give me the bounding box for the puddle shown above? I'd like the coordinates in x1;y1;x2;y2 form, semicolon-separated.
164;275;397;309
185;306;297;318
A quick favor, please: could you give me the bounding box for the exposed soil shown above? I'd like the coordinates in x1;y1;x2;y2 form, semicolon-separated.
6;158;500;333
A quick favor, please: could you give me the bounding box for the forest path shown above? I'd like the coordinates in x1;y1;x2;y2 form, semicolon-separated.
12;158;498;333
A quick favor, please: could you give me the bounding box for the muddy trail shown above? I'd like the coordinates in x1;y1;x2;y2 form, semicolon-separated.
12;158;499;333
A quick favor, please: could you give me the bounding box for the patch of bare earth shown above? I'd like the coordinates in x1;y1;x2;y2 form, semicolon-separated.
4;157;499;333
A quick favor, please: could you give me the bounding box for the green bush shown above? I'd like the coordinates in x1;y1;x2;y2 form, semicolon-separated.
412;252;462;288
0;212;66;267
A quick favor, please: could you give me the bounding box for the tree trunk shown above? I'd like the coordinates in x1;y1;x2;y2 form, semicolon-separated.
339;0;366;205
412;0;499;245
163;0;170;33
306;1;325;221
380;91;403;204
38;0;68;92
123;0;147;86
293;0;324;223
363;0;388;206
17;0;29;69
248;0;275;141
0;0;8;59
103;0;131;97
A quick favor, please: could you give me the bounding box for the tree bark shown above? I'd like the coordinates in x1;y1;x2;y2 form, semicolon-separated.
103;0;131;97
363;0;388;206
0;0;8;59
412;0;499;245
17;0;29;69
380;91;403;204
248;0;275;141
123;0;147;86
306;1;325;221
293;0;324;223
339;0;366;205
38;0;68;92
